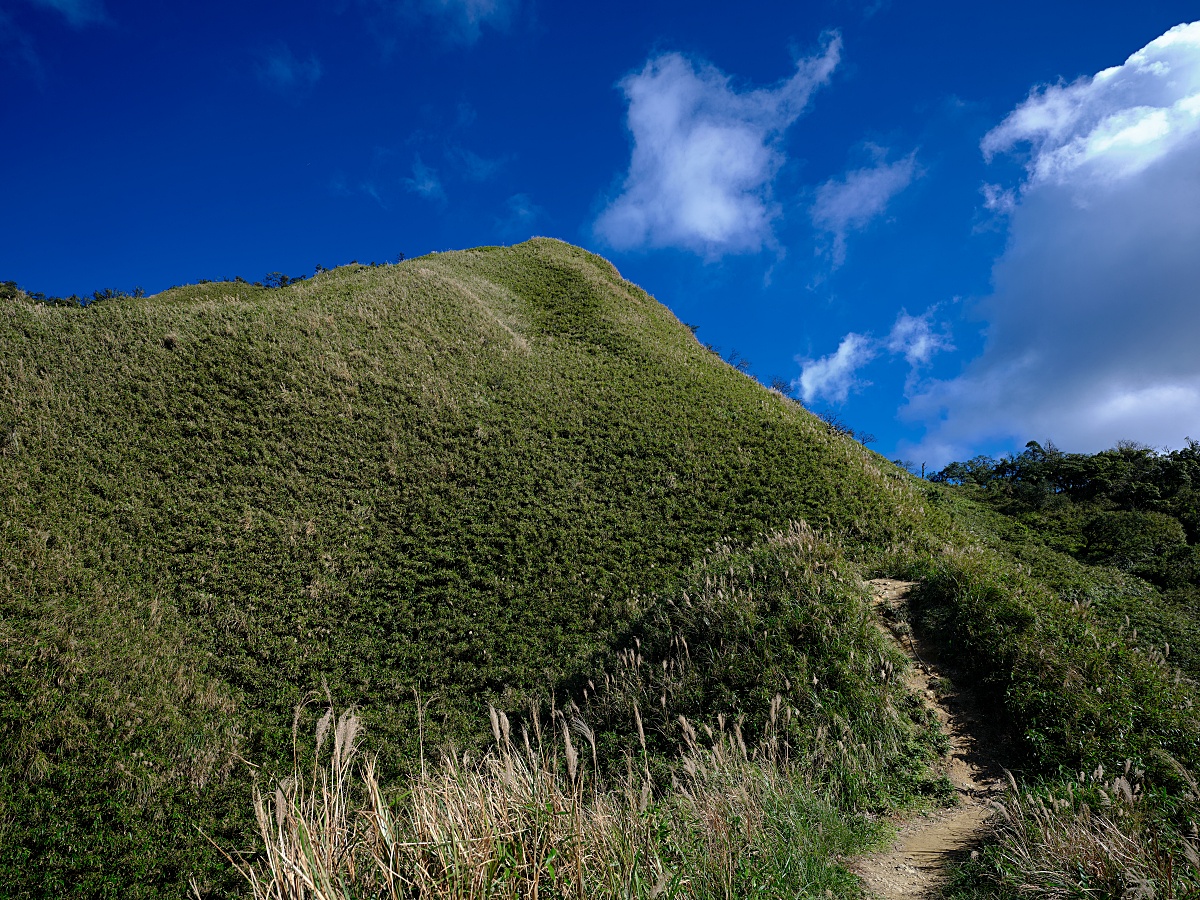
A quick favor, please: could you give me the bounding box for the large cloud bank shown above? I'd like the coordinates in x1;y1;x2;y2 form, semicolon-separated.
595;37;840;257
907;21;1200;465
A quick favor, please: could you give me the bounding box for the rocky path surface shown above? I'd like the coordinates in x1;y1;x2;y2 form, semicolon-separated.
851;579;1003;899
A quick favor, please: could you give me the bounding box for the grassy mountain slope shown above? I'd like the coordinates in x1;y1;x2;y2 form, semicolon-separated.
1;240;938;896
1;239;1196;897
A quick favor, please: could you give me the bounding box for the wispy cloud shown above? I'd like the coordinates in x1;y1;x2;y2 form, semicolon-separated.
979;182;1016;215
448;145;507;182
794;333;875;405
424;0;517;42
907;20;1200;465
364;0;520;45
403;155;446;203
796;306;949;405
257;43;322;95
5;0;104;75
810;147;917;266
23;0;106;27
595;34;841;258
0;8;42;79
495;193;544;238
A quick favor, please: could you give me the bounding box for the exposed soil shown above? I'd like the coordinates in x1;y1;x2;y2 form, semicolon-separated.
851;579;1004;899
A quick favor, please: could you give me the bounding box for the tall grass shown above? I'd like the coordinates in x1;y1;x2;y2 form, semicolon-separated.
227;696;885;900
980;763;1200;899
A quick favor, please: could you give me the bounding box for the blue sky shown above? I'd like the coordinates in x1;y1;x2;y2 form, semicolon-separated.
4;0;1199;468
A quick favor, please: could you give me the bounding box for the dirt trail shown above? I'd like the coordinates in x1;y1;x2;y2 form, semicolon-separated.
851;579;1004;899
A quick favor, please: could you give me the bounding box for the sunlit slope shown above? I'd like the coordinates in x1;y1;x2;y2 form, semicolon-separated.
0;239;932;894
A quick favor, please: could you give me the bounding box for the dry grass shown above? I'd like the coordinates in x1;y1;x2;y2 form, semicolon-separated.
988;762;1200;899
222;696;857;900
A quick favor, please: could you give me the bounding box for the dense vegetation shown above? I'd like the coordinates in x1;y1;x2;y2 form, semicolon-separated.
930;440;1200;690
1;240;1196;897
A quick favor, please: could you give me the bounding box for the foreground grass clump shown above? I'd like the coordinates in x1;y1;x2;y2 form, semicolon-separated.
233;701;884;900
944;764;1200;900
986;764;1200;899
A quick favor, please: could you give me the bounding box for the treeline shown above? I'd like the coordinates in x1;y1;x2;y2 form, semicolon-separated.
931;439;1200;594
0;279;146;307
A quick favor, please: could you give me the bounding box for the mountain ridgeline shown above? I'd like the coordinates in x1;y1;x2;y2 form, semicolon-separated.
2;240;1196;898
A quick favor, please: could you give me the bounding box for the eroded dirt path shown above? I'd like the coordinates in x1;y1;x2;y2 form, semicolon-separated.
851;579;1003;899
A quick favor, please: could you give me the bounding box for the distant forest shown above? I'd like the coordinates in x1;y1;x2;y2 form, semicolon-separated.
932;439;1200;601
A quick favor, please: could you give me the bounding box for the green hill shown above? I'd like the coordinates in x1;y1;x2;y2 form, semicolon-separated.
2;239;1196;897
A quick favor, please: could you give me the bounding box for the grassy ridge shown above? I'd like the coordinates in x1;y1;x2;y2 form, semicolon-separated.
0;240;937;896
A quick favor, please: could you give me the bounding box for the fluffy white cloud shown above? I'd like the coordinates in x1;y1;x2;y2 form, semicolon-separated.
595;36;841;257
886;309;951;366
794;332;874;404
811;150;917;266
906;21;1200;466
982;23;1200;186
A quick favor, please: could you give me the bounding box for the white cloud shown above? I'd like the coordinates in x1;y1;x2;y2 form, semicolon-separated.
886;309;951;366
257;44;322;94
811;149;917;266
797;307;949;406
23;0;105;27
794;333;875;404
982;21;1200;186
907;21;1200;466
403;156;445;202
595;35;841;257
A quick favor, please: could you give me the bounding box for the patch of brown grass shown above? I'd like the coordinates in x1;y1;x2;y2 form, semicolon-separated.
220;697;819;900
988;763;1200;899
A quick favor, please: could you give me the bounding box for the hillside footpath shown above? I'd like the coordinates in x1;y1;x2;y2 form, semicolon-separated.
853;579;1003;898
